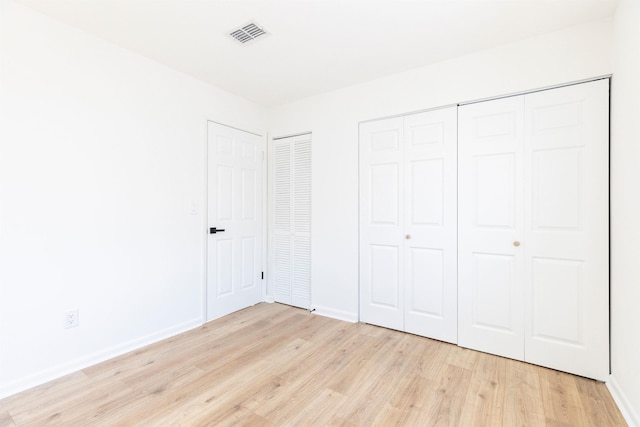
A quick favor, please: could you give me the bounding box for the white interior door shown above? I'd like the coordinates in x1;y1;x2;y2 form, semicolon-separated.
523;80;609;380
207;121;264;321
359;117;405;331
458;96;526;360
403;107;458;343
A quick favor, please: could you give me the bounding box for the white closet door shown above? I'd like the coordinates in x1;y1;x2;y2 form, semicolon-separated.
272;134;312;309
291;137;312;308
523;80;609;380
458;96;526;360
360;108;457;339
403;107;458;343
359;117;404;331
273;141;292;305
459;80;609;380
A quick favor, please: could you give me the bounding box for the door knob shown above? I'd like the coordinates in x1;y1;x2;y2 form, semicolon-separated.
210;227;226;234
406;234;411;240
513;241;520;247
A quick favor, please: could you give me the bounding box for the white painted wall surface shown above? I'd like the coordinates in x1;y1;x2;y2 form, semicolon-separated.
269;18;613;322
0;0;266;398
610;1;640;424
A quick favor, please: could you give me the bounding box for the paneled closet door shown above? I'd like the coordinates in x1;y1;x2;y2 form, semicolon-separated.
523;80;609;381
359;117;405;331
360;107;458;343
459;80;609;380
403;108;458;343
458;96;526;361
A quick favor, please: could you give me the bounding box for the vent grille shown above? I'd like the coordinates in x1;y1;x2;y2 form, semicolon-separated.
229;22;269;44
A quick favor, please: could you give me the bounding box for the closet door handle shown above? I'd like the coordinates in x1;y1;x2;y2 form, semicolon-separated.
513;241;520;247
210;227;226;234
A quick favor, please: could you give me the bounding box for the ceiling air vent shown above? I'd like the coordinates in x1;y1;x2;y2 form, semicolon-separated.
229;22;269;45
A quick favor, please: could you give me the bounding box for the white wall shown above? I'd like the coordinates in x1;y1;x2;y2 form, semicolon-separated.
0;0;267;398
610;0;640;423
269;18;613;322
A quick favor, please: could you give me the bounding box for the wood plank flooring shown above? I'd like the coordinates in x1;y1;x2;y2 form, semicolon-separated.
0;303;627;426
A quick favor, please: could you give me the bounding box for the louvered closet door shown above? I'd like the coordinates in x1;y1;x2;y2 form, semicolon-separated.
272;134;311;309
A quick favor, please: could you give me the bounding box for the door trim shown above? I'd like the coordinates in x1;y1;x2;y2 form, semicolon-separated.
358;75;611;127
458;75;611;106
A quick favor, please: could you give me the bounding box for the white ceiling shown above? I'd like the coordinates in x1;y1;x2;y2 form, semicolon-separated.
20;0;619;107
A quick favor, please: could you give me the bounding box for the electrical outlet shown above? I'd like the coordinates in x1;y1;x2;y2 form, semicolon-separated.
64;309;79;329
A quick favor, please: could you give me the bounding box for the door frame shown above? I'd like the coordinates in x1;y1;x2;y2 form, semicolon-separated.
202;119;268;323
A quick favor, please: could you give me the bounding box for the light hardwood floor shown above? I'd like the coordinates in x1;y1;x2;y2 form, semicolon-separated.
0;303;627;426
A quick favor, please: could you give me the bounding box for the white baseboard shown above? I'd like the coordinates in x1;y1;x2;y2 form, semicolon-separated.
264;295;275;303
608;374;640;427
311;305;358;323
0;317;202;400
